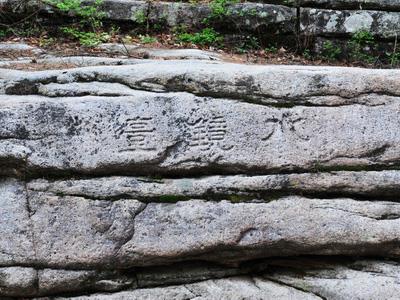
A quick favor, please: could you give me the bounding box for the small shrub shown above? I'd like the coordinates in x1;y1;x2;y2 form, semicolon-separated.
302;49;312;60
321;41;341;61
265;45;278;54
177;28;222;46
61;26;109;46
44;0;108;46
139;34;157;44
234;35;260;53
132;9;147;25
348;30;376;63
386;50;400;67
203;0;238;24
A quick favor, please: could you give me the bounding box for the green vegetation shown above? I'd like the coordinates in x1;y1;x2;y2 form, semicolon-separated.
44;0;108;46
177;28;222;46
209;0;238;19
139;34;158;44
321;41;341;61
1;0;400;68
132;9;147;25
347;29;376;63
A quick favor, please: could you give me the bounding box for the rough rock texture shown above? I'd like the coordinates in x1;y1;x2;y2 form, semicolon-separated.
298;0;400;11
47;0;296;33
301;8;400;38
97;44;221;60
2;62;400;176
2;178;400;270
2;92;400;175
2;60;400;298
28;170;400;200
37;259;400;300
4;61;400;103
48;276;322;300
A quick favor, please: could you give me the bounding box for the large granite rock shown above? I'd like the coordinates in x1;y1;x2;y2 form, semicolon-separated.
301;8;400;38
266;258;400;300
2;62;400;176
298;0;400;11
1;60;400;298
45;0;296;33
39;259;400;300
2;92;400;176
48;276;322;300
4;61;400;103
1;179;400;270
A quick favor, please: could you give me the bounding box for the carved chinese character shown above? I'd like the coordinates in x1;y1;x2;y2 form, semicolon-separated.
119;117;156;152
186;115;231;151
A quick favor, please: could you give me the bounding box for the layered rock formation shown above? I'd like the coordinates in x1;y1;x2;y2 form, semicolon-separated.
3;0;400;55
0;59;400;298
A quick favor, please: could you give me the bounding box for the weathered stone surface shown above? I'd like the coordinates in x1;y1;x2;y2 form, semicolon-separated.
98;44;221;60
301;8;400;38
1;91;400;176
18;188;400;266
47;276;322;300
0;267;37;297
0;56;151;71
2;179;400;269
0;42;44;55
29;170;400;200
2;56;400;299
38;269;135;296
298;0;400;11
0;179;34;266
2;63;400;175
150;1;296;33
32;259;400;299
4;62;400;103
266;258;400;300
0;266;135;297
37;0;295;33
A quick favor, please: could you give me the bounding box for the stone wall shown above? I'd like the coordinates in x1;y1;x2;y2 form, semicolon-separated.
1;60;400;298
2;0;400;54
0;0;400;56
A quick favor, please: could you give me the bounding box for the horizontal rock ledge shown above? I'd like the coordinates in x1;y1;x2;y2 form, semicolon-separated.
3;62;400;103
35;259;400;300
3;179;400;269
4;257;399;298
0;259;270;297
1;90;400;175
29;170;400;200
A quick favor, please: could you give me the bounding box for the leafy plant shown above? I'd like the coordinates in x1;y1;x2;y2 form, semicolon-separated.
347;29;376;63
44;0;108;46
386;50;400;66
0;29;7;39
139;34;157;44
321;41;341;61
132;9;147;25
234;35;260;53
177;28;222;46
61;26;109;46
302;49;312;60
45;0;105;29
203;0;238;24
265;45;278;54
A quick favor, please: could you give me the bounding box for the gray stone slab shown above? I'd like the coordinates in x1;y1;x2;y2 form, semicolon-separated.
301;8;400;38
